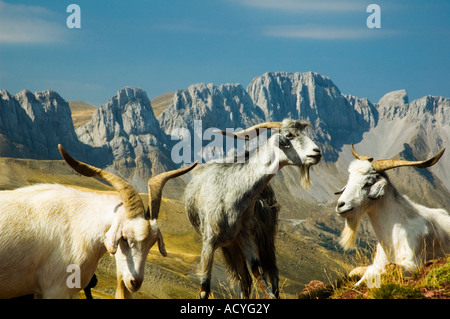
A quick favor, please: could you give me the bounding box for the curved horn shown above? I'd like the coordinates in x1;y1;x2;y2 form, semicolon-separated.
214;122;282;140
148;161;198;220
350;144;373;162
58;144;144;218
372;148;445;172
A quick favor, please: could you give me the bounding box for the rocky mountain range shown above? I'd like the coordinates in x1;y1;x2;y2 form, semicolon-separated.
247;72;378;161
75;87;175;191
0;89;104;163
1;72;448;213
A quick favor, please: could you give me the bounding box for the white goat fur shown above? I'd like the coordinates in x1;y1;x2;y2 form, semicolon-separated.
0;184;156;298
338;160;450;287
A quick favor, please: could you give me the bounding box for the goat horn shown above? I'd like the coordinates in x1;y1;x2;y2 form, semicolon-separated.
350;144;373;162
214;122;282;140
372;148;445;172
58;144;144;219
148;161;198;220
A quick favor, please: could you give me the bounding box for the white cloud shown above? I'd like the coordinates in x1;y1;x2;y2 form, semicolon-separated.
233;1;399;41
0;1;65;44
263;24;389;40
236;0;364;12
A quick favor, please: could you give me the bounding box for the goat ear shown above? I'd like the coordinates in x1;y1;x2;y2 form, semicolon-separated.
368;179;387;200
157;228;167;257
105;217;123;255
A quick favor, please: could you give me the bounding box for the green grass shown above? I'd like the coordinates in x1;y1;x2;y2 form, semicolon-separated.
367;283;423;299
423;258;450;288
331;256;450;299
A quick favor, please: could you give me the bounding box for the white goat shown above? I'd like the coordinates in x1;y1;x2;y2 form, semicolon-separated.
184;119;322;299
335;145;448;287
0;145;196;298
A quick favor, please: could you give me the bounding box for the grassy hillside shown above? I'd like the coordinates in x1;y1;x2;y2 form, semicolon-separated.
0;157;111;191
0;157;354;299
151;92;175;117
68;101;97;128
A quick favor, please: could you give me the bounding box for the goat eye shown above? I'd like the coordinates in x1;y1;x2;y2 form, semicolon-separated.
121;236;135;248
285;130;296;140
363;181;374;189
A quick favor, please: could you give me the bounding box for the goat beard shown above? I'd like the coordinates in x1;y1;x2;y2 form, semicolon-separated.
339;212;363;251
298;165;311;189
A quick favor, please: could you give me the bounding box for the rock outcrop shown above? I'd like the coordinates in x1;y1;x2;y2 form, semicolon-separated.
0;89;88;160
247;71;378;160
76;87;174;191
159;82;265;134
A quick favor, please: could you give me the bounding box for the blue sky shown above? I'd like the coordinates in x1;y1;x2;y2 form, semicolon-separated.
0;0;449;106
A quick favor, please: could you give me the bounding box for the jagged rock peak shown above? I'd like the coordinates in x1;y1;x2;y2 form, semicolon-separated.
76;86;168;164
247;71;344;122
158;82;265;135
249;71;338;90
171;82;254;111
13;89;71;120
15;89;66;103
247;71;341;97
409;95;450;125
35;89;65;101
109;86;151;110
245;71;380;161
378;89;409;109
0;89;82;159
77;86;162;141
376;90;449;123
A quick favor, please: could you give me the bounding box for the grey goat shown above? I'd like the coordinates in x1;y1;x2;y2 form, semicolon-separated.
184;119;322;299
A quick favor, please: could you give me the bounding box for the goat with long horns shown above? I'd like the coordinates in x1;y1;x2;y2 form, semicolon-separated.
0;145;196;299
185;119;321;299
335;145;449;288
58;145;198;298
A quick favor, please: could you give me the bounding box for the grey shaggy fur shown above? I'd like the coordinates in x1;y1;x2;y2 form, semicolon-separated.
184;119;321;299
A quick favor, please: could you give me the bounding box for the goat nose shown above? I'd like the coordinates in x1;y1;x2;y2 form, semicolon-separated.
130;278;141;290
337;201;345;208
313;148;321;153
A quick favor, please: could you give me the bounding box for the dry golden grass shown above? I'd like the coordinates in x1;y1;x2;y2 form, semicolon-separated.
68;100;97;127
150;92;174;117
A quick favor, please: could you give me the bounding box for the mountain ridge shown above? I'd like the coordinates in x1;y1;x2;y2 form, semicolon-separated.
1;71;448;203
